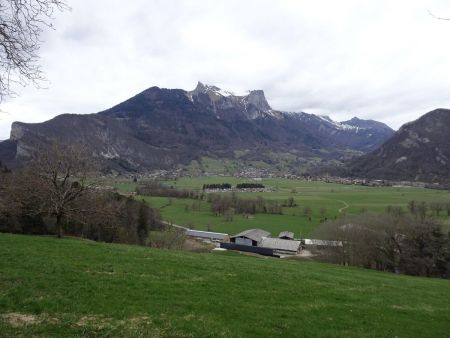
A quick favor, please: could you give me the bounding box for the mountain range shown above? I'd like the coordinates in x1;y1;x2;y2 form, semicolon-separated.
0;82;395;174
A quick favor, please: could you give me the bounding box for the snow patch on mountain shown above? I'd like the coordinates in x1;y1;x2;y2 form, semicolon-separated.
188;82;393;134
193;82;250;97
317;115;360;131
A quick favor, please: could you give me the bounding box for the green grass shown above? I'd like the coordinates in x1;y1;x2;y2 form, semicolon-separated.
0;234;449;337
122;177;450;236
140;196;320;236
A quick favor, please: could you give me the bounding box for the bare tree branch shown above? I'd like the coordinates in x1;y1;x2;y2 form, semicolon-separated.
0;0;69;102
428;10;450;21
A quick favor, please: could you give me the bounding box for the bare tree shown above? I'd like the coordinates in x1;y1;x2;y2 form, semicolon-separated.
224;207;235;222
0;0;69;101
313;213;449;278
10;143;96;237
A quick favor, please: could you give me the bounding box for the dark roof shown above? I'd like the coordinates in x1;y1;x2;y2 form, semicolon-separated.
278;231;295;239
230;229;271;242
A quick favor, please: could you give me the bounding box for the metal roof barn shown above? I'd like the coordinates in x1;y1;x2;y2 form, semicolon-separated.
185;229;229;241
230;229;271;246
260;237;301;254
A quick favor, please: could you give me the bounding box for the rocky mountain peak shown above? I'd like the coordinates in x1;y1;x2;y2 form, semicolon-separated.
191;82;270;102
10;122;26;140
193;81;220;94
188;82;273;120
194;81;206;91
245;90;271;112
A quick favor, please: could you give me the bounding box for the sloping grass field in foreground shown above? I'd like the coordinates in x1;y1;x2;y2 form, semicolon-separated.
0;234;449;337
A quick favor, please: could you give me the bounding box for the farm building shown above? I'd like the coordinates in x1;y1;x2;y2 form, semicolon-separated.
260;237;301;255
303;239;343;248
185;229;229;242
230;229;271;246
278;231;295;240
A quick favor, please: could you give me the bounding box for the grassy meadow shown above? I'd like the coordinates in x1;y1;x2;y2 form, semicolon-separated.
112;177;450;236
1;234;449;337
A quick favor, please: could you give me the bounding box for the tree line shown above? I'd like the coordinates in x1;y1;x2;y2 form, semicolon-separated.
236;183;265;189
407;200;450;218
201;183;266;190
0;144;163;246
202;183;232;190
208;193;283;218
136;181;202;199
312;212;449;278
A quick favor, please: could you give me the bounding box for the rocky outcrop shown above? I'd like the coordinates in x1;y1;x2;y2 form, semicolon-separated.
187;82;276;121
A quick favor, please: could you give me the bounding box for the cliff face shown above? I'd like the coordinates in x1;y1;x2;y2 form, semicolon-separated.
10;122;27;140
0;83;394;173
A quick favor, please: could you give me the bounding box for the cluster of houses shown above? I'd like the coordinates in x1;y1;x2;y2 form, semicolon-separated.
185;228;341;257
312;176;448;189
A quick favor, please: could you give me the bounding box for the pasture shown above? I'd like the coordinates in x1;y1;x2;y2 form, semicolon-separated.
0;234;449;337
112;177;450;236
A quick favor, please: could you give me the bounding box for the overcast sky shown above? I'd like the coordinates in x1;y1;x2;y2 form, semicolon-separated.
1;0;450;139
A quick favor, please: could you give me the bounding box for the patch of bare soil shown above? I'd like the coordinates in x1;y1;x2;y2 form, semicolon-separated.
75;314;154;330
76;315;121;330
1;313;41;327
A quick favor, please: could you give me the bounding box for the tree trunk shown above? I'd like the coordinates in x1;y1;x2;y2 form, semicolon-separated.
56;214;63;238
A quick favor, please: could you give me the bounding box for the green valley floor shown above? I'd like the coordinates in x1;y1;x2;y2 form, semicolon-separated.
112;177;450;236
